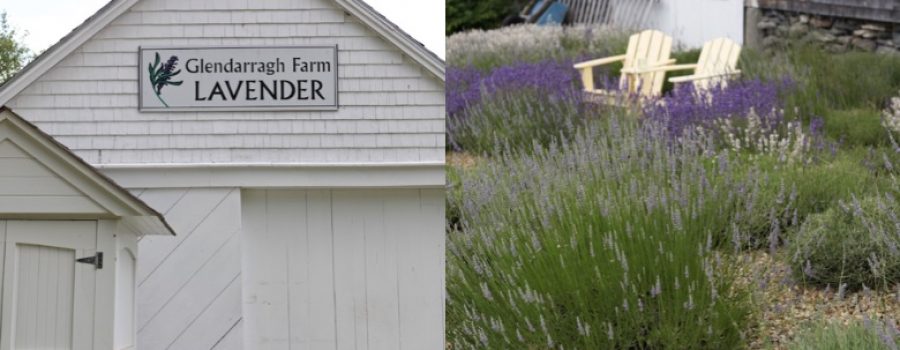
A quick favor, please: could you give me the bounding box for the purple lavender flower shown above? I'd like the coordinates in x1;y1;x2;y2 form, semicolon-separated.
446;59;583;119
643;78;795;138
158;56;180;92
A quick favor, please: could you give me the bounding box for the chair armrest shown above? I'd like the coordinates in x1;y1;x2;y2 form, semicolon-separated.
573;55;628;69
622;63;697;75
668;70;742;84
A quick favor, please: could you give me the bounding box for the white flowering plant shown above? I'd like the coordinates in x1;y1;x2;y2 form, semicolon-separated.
715;109;812;165
447;24;629;69
883;92;900;141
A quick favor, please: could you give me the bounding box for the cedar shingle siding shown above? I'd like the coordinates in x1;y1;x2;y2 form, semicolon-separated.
6;0;445;165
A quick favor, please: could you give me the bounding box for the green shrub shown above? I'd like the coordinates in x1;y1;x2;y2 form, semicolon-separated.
448;118;753;349
728;154;876;249
446;0;520;35
823;109;890;147
787;194;900;290
663;49;701;93
740;45;900;119
785;320;899;350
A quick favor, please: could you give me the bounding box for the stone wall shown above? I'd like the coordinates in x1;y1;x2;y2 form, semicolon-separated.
755;9;899;55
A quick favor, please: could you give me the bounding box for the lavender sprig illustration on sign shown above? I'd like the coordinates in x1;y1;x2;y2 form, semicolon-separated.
147;53;183;107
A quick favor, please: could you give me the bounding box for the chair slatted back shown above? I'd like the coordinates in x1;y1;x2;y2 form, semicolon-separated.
622;30;673;96
694;38;742;90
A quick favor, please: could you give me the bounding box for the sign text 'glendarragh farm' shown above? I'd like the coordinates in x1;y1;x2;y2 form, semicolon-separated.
139;46;338;111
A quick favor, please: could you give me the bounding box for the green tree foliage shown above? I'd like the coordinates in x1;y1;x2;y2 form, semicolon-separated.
446;0;521;35
0;11;31;84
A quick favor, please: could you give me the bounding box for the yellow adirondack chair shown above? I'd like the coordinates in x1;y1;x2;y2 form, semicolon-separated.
623;38;742;91
573;30;676;101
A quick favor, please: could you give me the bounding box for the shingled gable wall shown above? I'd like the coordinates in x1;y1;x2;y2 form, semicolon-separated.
4;0;445;165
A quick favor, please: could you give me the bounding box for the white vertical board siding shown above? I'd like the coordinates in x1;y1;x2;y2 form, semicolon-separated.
241;189;445;349
0;221;99;350
646;0;744;48
115;248;137;350
5;0;445;165
135;188;243;350
12;245;77;349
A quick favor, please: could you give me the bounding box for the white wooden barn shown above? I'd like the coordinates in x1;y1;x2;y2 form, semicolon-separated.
564;0;745;48
0;0;446;348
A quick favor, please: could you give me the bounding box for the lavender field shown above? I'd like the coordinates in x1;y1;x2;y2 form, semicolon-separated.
446;25;900;349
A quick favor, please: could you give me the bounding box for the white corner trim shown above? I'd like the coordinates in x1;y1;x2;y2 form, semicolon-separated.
97;163;447;189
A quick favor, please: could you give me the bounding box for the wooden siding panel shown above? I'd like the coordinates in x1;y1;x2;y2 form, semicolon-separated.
137;189;241;330
13;245;76;349
135;188;242;350
211;320;244;350
394;189;445;349
0;141;106;215
138;232;242;350
167;278;243;350
242;189;444;349
6;0;445;165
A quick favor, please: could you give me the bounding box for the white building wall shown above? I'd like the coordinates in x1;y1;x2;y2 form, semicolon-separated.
5;0;445;165
241;189;445;349
646;0;744;48
1;0;445;348
133;188;243;350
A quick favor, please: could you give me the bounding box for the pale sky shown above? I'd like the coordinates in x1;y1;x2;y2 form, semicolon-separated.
1;0;445;58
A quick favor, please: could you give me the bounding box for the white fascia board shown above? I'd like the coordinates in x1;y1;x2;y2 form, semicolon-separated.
97;163;447;189
335;0;445;82
0;0;140;106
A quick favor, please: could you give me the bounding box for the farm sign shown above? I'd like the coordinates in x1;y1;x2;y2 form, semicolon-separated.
139;46;338;111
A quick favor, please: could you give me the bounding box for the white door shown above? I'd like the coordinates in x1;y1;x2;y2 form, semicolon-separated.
0;220;97;350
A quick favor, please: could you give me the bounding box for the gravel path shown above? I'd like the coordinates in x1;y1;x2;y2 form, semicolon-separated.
737;252;900;349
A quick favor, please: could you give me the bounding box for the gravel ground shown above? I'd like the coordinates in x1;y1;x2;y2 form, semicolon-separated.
737;251;900;349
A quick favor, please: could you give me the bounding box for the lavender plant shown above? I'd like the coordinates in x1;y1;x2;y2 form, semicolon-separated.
447;59;584;118
643;78;792;140
447;60;591;154
787;192;900;290
447;117;754;349
447;24;628;70
786;319;899;350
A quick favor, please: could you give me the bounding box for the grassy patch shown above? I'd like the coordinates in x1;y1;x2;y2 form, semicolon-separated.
741;45;900;119
823;109;890;147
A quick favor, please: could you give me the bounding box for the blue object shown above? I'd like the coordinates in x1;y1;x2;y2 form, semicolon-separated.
530;1;567;25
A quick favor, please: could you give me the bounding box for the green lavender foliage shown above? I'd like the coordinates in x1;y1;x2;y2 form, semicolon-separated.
822;109;891;147
787;191;900;290
740;44;900;120
448;89;588;155
728;153;878;249
784;320;899;350
447;117;753;349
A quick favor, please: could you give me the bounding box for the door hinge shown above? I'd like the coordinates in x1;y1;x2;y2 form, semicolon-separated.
76;252;103;269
